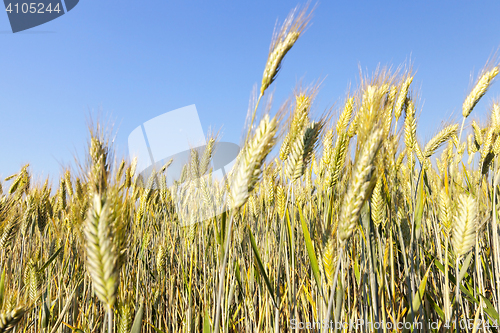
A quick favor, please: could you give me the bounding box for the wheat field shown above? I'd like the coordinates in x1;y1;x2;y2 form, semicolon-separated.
2;5;500;333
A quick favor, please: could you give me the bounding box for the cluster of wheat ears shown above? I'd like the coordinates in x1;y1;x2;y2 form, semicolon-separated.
2;4;500;333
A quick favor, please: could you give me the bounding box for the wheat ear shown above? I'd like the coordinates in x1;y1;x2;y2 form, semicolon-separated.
320;128;334;169
326;127;386;325
84;194;118;308
260;6;312;96
452;194;477;257
438;188;452;232
246;5;312;142
118;302;132;333
327;132;349;189
232;115;277;208
285;121;322;181
371;175;385;226
280;93;311;161
423;124;458;158
336;97;354;135
471;120;483;145
0;307;25;333
463;67;499;118
394;76;413;121
404;99;417;168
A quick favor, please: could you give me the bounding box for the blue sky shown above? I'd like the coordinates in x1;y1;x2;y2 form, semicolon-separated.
1;1;500;181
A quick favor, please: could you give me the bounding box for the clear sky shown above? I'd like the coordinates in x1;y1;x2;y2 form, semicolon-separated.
1;1;500;181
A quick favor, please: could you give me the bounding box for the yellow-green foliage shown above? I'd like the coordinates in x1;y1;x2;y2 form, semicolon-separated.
1;5;500;333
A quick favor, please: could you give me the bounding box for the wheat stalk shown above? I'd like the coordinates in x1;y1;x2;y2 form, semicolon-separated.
246;5;313;142
338;127;384;242
439;188;452;232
